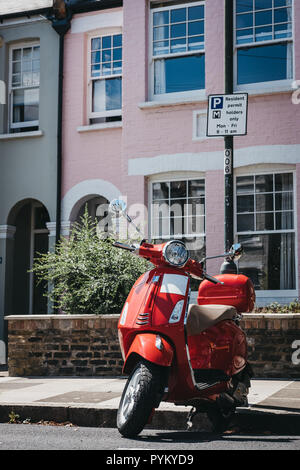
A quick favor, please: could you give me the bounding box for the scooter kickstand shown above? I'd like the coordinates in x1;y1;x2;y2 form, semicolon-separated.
187;407;198;430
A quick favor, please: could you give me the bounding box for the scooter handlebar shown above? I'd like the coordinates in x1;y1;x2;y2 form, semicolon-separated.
112;241;137;252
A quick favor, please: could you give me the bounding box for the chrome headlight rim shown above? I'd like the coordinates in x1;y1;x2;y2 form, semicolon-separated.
162;240;189;267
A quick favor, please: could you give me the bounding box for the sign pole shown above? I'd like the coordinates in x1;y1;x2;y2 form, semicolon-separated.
224;0;234;254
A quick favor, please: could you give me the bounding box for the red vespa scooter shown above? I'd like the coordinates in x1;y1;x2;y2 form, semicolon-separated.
109;200;255;438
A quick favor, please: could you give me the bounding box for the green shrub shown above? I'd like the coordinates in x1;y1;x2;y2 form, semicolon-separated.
31;210;151;315
254;300;300;313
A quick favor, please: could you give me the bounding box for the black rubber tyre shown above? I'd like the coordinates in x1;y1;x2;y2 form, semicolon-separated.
117;359;165;438
206;407;235;433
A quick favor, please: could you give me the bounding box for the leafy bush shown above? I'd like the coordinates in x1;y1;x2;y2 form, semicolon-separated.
32;211;151;315
254;300;300;313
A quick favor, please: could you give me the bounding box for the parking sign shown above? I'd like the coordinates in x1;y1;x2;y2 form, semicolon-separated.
207;93;248;137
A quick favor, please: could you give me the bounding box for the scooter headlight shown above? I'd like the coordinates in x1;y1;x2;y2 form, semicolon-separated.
163;240;189;267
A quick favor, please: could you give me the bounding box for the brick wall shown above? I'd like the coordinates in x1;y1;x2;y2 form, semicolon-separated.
5;314;300;378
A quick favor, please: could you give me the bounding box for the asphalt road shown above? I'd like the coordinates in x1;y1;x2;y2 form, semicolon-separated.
0;423;300;451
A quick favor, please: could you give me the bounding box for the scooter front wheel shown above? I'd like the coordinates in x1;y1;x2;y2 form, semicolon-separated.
117;359;164;438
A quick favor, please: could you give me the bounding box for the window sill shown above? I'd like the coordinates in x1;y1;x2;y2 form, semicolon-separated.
77;122;123;133
0;130;43;140
139;93;207;110
235;80;294;97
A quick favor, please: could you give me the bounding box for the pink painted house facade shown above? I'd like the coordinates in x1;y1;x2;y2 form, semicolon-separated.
61;0;300;306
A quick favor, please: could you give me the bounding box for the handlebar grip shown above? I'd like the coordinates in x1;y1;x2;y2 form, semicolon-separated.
113;242;136;252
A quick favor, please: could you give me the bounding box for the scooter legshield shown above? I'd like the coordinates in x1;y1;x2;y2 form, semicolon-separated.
122;333;174;374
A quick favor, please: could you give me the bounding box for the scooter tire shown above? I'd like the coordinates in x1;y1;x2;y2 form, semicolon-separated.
206;407;235;433
117;359;164;438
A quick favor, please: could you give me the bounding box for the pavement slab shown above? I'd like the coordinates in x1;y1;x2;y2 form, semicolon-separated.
0;373;299;433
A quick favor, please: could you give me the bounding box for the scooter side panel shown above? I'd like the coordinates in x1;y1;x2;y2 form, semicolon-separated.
187;320;247;376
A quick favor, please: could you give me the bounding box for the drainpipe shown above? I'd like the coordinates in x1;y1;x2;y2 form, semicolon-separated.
48;1;72;246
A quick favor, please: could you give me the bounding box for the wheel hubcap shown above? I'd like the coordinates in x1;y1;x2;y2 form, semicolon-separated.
119;367;141;425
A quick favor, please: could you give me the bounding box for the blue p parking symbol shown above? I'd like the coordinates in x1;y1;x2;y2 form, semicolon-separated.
211;96;223;110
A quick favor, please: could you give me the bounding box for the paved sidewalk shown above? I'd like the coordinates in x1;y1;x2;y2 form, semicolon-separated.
0;372;300;435
0;372;299;433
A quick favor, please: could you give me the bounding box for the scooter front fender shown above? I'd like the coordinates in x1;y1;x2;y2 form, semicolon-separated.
123;333;174;375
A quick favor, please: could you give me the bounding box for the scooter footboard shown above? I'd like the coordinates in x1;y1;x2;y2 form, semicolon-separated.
123;333;174;375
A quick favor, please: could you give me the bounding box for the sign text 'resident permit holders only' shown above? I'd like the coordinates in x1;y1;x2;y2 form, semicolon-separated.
207;93;248;137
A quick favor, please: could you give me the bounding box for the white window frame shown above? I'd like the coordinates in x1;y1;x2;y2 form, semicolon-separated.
234;168;298;296
87;27;122;121
149;175;206;241
8;41;40;132
192;109;208;141
149;1;206;102
234;0;294;93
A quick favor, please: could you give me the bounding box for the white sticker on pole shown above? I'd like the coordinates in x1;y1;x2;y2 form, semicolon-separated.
207;93;248;137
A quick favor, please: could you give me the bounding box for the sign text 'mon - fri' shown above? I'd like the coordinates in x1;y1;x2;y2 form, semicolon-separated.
207;93;248;137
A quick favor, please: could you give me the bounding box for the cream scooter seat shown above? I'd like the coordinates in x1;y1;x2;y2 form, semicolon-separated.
186;304;237;336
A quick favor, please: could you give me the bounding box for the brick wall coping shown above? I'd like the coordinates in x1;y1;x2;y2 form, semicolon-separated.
4;314;120;320
4;313;300;321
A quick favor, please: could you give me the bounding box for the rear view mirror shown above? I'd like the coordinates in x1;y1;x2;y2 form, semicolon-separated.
109;199;127;214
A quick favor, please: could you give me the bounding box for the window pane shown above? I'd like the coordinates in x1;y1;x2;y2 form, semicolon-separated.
102;36;111;49
153;40;169;56
23;47;32;59
188;179;205;197
171;38;186;54
274;7;291;23
274;0;292;6
185;216;205;234
92;78;122;112
170;199;186;217
237;214;254;231
255;0;272;10
276;211;293;230
236;13;253;28
275;193;293;211
274;23;292;39
237;44;292;84
154;25;169;41
113;47;122;61
12;88;39;123
155;54;205;94
171;7;186;23
152;201;170;220
256;193;274;212
171;23;186;38
13;61;21;73
237;195;254;213
91;37;100;50
236;0;254;13
12;49;21;61
113;34;122;47
255;10;272;26
188;20;204;36
255;174;273;193
236;175;254;194
237;28;254;44
238;233;295;290
188;198;205;217
153;10;169;26
275;173;293;191
170;180;186;199
256;212;274;230
188;5;204;20
188;35;204;51
255;25;272;41
153;182;170;200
